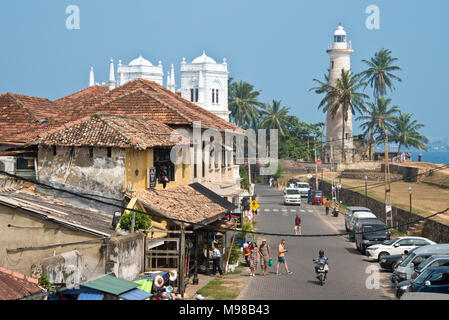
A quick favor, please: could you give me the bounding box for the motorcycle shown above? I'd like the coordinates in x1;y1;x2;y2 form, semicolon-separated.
313;260;327;286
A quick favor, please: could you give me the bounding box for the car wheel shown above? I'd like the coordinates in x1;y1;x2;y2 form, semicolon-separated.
345;223;349;232
378;252;390;260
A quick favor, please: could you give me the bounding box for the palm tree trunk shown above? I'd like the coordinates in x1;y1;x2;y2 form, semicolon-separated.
341;115;346;163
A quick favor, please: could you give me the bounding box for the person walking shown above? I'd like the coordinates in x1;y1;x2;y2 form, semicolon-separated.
243;242;250;266
248;242;259;276
258;239;272;276
294;214;302;235
276;239;293;275
418;153;423;162
325;198;330;215
210;245;223;277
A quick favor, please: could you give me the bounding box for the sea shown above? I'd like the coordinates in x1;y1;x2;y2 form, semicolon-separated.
409;151;449;164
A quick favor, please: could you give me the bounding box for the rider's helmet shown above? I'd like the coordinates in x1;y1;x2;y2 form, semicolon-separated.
319;249;324;256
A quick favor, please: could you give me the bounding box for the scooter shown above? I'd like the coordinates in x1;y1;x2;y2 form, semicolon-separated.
313;260;327;286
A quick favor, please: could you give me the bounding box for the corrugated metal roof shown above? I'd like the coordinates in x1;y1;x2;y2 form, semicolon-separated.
81;275;138;296
77;292;104;300
119;288;152;300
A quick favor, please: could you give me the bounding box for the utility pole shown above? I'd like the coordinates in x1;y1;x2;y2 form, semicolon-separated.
384;129;393;228
314;137;318;190
179;223;186;297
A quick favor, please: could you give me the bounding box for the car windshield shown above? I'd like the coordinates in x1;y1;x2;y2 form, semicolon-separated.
400;253;416;268
413;268;433;286
417;257;434;270
297;184;309;188
383;239;397;246
314;192;323;197
362;224;387;235
285;189;300;195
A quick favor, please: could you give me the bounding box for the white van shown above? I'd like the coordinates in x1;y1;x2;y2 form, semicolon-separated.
392;244;449;284
348;211;377;231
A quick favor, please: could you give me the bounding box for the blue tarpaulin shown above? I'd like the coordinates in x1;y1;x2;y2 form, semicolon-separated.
77;292;104;300
119;288;153;300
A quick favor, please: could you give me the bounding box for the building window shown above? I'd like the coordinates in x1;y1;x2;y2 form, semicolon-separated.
191;88;199;102
16;156;34;170
53;146;57;156
212;89;219;104
331;61;334;69
195;88;199;102
216;89;219;104
212;89;215;103
107;147;112;158
89;147;94;158
154;148;175;182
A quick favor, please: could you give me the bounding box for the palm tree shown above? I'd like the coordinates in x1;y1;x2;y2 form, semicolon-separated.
359;48;402;101
311;69;369;162
357;97;400;160
368;97;400;146
389;111;428;154
228;80;263;128
260;100;290;136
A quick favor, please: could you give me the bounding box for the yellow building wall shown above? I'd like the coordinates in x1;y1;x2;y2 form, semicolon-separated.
125;148;190;192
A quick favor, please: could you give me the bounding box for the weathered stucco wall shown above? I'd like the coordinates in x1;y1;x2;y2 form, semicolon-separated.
0;204;106;276
38;146;126;199
105;232;145;281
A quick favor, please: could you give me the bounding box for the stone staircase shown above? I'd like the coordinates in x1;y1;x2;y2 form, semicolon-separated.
407;220;426;236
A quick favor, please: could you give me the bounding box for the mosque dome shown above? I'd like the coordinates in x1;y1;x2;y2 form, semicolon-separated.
129;55;153;67
192;51;216;64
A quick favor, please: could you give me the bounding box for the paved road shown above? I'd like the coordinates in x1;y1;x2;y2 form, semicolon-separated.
237;184;395;300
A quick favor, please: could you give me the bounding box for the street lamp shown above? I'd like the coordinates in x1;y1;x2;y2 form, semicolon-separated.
364;176;368;207
408;186;412;214
337;183;342;203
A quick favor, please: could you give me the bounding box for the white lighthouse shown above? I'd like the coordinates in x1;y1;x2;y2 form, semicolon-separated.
325;23;355;164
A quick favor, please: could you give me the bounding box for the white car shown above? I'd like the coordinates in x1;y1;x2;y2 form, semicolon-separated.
366;236;436;261
295;182;310;198
283;188;302;205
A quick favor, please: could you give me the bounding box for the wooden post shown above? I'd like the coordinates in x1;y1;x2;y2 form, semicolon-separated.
179;223;186;297
193;232;199;285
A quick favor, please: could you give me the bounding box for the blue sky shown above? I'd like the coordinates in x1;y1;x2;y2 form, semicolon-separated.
0;0;448;140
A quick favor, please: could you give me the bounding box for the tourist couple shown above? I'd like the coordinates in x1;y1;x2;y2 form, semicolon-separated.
247;239;293;276
247;239;271;276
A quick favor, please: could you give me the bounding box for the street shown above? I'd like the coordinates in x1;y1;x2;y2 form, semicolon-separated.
238;184;396;300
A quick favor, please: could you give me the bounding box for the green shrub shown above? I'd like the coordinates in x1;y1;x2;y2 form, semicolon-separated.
119;212;151;231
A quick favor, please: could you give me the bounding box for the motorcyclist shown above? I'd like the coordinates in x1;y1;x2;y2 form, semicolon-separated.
313;250;329;280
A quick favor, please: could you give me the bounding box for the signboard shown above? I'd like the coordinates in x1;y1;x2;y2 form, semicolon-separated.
386;205;392;213
250;200;259;212
246;209;254;222
317;159;322;165
147;167;157;189
307;174;312;180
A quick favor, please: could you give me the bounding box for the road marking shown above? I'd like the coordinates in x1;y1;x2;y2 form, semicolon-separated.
307;210;313;213
273;209;279;212
282;209;287;212
300;209;305;212
290;209;296;212
264;209;270;212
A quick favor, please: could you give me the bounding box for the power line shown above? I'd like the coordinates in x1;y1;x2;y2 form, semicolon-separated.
1;170;448;238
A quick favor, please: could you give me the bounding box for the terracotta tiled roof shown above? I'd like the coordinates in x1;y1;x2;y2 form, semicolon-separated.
33;114;184;150
54;86;109;111
0;93;61;144
131;185;229;224
64;79;244;133
0;267;43;300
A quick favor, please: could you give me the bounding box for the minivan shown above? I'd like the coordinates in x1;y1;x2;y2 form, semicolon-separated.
344;207;373;231
355;220;390;254
392;244;449;284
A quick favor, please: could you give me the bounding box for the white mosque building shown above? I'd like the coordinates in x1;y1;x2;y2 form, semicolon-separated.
89;51;231;122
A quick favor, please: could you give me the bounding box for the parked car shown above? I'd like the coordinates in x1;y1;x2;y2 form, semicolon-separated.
406;266;449;295
344;207;373;232
283;188;302;206
400;292;449;300
379;253;404;271
366;236;436;261
396;255;449;298
348;212;378;242
348;211;377;234
295;182;310;198
311;190;324;205
354;220;390;254
392;244;449;284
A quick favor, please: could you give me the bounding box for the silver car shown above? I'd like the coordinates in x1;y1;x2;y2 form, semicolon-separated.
344;207;372;231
